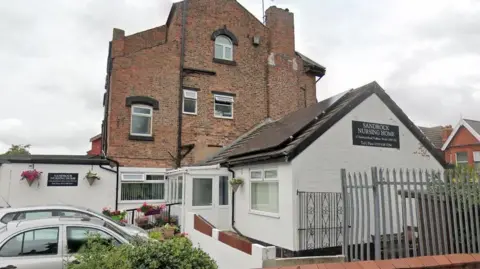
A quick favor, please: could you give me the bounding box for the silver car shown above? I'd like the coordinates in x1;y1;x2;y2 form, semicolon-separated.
0;217;130;269
0;205;147;239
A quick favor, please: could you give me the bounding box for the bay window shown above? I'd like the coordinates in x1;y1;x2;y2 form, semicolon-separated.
250;169;279;214
120;173;165;201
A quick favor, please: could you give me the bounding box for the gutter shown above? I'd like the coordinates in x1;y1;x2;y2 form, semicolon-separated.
176;0;188;168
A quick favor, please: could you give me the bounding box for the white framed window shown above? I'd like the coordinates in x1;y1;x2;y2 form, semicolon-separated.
130;105;153;136
183;90;197;115
120;173;165;201
474;151;480;171
192;178;213;207
456;152;469;169
250;169;279;215
214;94;234;119
169;176;183;203
219;176;229;206
214;35;233;60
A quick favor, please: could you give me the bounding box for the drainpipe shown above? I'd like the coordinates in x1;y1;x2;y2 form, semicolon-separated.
176;0;188;168
100;156;120;211
227;165;245;236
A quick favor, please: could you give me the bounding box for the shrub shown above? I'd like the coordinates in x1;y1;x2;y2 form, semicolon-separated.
68;236;217;269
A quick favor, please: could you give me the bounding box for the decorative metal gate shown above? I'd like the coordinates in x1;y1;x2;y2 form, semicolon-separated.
298;191;344;251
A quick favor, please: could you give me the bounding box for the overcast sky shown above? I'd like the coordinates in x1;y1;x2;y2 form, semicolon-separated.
0;0;478;154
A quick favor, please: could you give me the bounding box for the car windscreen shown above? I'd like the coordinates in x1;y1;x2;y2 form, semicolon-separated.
86;208;126;227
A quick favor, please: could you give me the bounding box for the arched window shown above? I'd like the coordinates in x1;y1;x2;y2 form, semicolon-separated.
214;35;233;61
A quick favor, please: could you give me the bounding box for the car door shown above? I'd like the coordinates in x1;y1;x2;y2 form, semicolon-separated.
0;226;63;269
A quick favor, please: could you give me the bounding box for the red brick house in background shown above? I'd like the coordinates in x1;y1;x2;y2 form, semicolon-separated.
87;134;102;156
100;0;325;169
441;119;480;169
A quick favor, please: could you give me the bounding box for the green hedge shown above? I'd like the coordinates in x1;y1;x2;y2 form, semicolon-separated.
68;236;218;269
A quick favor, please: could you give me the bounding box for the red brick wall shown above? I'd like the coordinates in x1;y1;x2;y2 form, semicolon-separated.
105;0;320;167
87;138;102;156
265;254;480;269
444;127;480;165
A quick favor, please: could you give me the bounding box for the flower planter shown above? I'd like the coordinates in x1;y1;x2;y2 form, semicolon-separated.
145;208;162;216
231;183;242;192
26;179;36;187
111;215;123;221
86;177;97;186
163;228;175;239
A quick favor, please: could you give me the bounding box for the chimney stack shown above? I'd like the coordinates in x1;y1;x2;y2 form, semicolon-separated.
441;125;453;143
265;6;295;56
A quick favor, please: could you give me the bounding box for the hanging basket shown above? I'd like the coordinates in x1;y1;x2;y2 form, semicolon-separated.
86;176;100;186
231;183;242;192
27;179;36;187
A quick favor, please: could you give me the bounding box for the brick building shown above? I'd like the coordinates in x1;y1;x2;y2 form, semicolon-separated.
441;119;480;169
101;0;325;169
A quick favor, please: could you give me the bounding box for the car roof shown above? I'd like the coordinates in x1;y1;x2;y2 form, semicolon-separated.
0;204;89;214
4;217;105;232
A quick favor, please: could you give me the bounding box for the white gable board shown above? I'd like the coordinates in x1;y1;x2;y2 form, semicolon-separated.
292;93;443;193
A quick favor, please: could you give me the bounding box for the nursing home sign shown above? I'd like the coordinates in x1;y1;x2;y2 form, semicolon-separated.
352;120;400;149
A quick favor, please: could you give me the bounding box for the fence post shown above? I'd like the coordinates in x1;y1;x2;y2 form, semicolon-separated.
341;169;348;259
372;167;381;260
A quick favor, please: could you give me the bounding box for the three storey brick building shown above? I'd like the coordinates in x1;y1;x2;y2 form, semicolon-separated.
101;0;325;169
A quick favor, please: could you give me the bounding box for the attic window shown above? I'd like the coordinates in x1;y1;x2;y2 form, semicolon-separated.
214;36;233;61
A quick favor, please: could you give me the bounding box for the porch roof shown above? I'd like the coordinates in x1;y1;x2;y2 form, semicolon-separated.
204;81;447;168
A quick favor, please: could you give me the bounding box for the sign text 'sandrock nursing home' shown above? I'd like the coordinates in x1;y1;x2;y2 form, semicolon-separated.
352;120;400;149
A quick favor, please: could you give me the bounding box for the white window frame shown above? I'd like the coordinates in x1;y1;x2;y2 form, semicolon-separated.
183;89;198;115
192;177;214;208
214;35;233;61
214;94;234;119
249;168;279;218
130;105;153;136
456;152;469;166
119;173;166;203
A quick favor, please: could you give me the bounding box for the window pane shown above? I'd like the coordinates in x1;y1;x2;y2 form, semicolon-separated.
215;44;224;59
121;183;165;201
250;171;262;179
133;107;151;115
474;151;480;162
178;176;183;201
67;227;119;253
16;211;54;221
214;103;232;118
122;174;143;181
193;178;213;206
58;211;89;218
215;36;232;45
131;115;151;135
183;98;197;114
0;213;16;224
225;47;232;60
146;175;165;181
23;228;59;256
456;152;468;163
219;176;229;206
265;170;277;179
0;233;23;257
251;182;279;213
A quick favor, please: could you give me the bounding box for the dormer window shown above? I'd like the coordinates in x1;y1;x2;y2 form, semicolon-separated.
214;35;233;61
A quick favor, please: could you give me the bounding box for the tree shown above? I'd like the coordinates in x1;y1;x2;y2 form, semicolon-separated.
3;144;31;156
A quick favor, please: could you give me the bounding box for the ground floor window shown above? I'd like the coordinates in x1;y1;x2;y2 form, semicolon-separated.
121;174;165;201
474;151;480;171
219;176;229;206
193;178;213;206
250;169;279;214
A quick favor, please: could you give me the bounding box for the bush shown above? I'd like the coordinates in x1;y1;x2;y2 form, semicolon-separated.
68;236;217;269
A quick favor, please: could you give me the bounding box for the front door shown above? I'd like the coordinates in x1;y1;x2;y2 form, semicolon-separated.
190;176;230;229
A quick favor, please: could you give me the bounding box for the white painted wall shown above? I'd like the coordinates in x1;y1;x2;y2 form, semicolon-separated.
232;162;296;251
291;93;444;243
292;94;443;193
185;212;276;269
0;163;117;211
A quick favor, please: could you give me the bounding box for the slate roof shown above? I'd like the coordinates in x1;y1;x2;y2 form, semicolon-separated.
418;126;444;149
204;81;447;167
464;119;480;136
0;155;111;165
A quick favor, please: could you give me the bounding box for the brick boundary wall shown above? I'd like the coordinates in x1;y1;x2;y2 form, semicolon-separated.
264;254;480;269
193;213;253;255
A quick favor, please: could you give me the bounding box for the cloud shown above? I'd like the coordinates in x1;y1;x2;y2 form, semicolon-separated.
0;0;478;156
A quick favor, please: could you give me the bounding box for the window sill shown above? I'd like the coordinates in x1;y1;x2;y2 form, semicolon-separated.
214;115;233;120
213;58;237;66
183;112;197;116
129;135;154;141
249;210;280;219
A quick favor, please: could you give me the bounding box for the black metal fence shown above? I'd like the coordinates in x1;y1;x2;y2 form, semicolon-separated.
124;202;181;229
298;191;344;252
